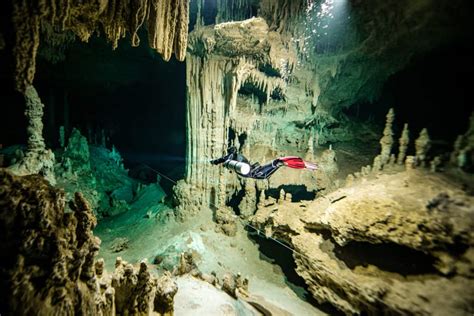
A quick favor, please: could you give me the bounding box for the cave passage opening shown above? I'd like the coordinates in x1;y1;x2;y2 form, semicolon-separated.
345;40;474;161
311;227;439;276
33;31;187;193
266;184;317;202
247;230;344;315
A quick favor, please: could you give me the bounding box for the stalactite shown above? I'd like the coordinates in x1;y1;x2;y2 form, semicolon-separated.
259;0;307;33
194;0;204;30
12;0;41;92
11;0;189;92
216;0;254;24
130;0;149;47
147;0;189;62
175;17;295;219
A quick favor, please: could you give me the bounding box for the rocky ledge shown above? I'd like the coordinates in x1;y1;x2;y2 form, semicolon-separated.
251;169;474;315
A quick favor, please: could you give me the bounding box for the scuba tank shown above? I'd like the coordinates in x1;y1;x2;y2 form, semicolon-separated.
224;160;251;176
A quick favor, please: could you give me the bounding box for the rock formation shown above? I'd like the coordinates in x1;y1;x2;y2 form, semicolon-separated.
415;128;431;166
175;0;468;223
238;179;258;218
54;129;139;219
62;127;91;174
450;112;474;171
174;17;296;218
11;0;189;92
397;123;410;165
251;169;474;314
0;170;177;315
379;108;395;165
8;85;56;185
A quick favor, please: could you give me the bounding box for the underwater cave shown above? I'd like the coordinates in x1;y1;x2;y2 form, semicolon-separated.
1;0;474;315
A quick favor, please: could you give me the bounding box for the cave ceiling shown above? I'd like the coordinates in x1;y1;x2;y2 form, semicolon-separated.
2;0;471;114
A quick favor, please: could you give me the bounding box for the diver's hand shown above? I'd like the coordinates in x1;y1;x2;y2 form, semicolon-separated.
210;158;220;165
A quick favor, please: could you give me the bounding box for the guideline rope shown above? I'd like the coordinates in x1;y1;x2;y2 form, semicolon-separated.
138;162;393;311
139;163;314;261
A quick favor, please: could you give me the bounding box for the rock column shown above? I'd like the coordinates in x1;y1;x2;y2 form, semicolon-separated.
9;85;56;184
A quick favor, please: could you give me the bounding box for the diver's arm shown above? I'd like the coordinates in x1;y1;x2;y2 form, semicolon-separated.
210;156;228;165
210;147;238;165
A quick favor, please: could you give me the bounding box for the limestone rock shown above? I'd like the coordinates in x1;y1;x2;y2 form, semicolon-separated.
379;108;395;165
221;272;249;299
415;128;431;166
319;146;338;175
109;237;129;253
450;112;474;171
62;127;91;173
154;272;178;315
12;0;189;91
397;123;410;164
238;180;258;218
0;170;178;315
251;169;474;314
216;206;238;236
8;85;56;185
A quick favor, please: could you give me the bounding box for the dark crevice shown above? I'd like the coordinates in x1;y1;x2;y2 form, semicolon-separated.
228;127;236;148
307;227;439;276
238;82;267;105
247;229;344;315
258;64;281;78
266;185;316;202
238;132;247;148
227;188;246;216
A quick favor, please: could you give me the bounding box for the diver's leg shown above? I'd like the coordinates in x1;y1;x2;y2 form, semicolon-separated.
250;161;281;179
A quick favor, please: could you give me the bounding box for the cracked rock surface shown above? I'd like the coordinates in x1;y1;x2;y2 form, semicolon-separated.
251;169;474;315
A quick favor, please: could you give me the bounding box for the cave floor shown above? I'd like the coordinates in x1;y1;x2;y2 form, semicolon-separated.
95;198;325;315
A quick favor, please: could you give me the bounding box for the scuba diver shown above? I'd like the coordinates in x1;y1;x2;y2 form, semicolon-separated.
210;147;317;180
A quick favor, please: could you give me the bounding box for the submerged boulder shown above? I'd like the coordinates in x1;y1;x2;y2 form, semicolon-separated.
251;169;474;314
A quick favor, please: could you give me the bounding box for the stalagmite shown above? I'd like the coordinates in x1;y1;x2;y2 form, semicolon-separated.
279;189;286;204
449;113;474;170
345;174;355;186
405;155;416;170
59;125;65;148
258;190;266;207
8;85;56;184
0;171;178;315
307;134;315;157
415;128;431;166
372;155;382;172
380;108;395;165
430;156;442;172
397;123;410;164
239;180;258;218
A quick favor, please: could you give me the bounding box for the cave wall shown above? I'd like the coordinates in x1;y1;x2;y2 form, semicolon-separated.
176;0;472;220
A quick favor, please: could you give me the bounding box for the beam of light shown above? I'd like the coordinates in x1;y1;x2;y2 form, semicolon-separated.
296;0;352;61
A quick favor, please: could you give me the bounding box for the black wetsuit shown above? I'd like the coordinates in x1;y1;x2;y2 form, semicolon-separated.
210;147;283;179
